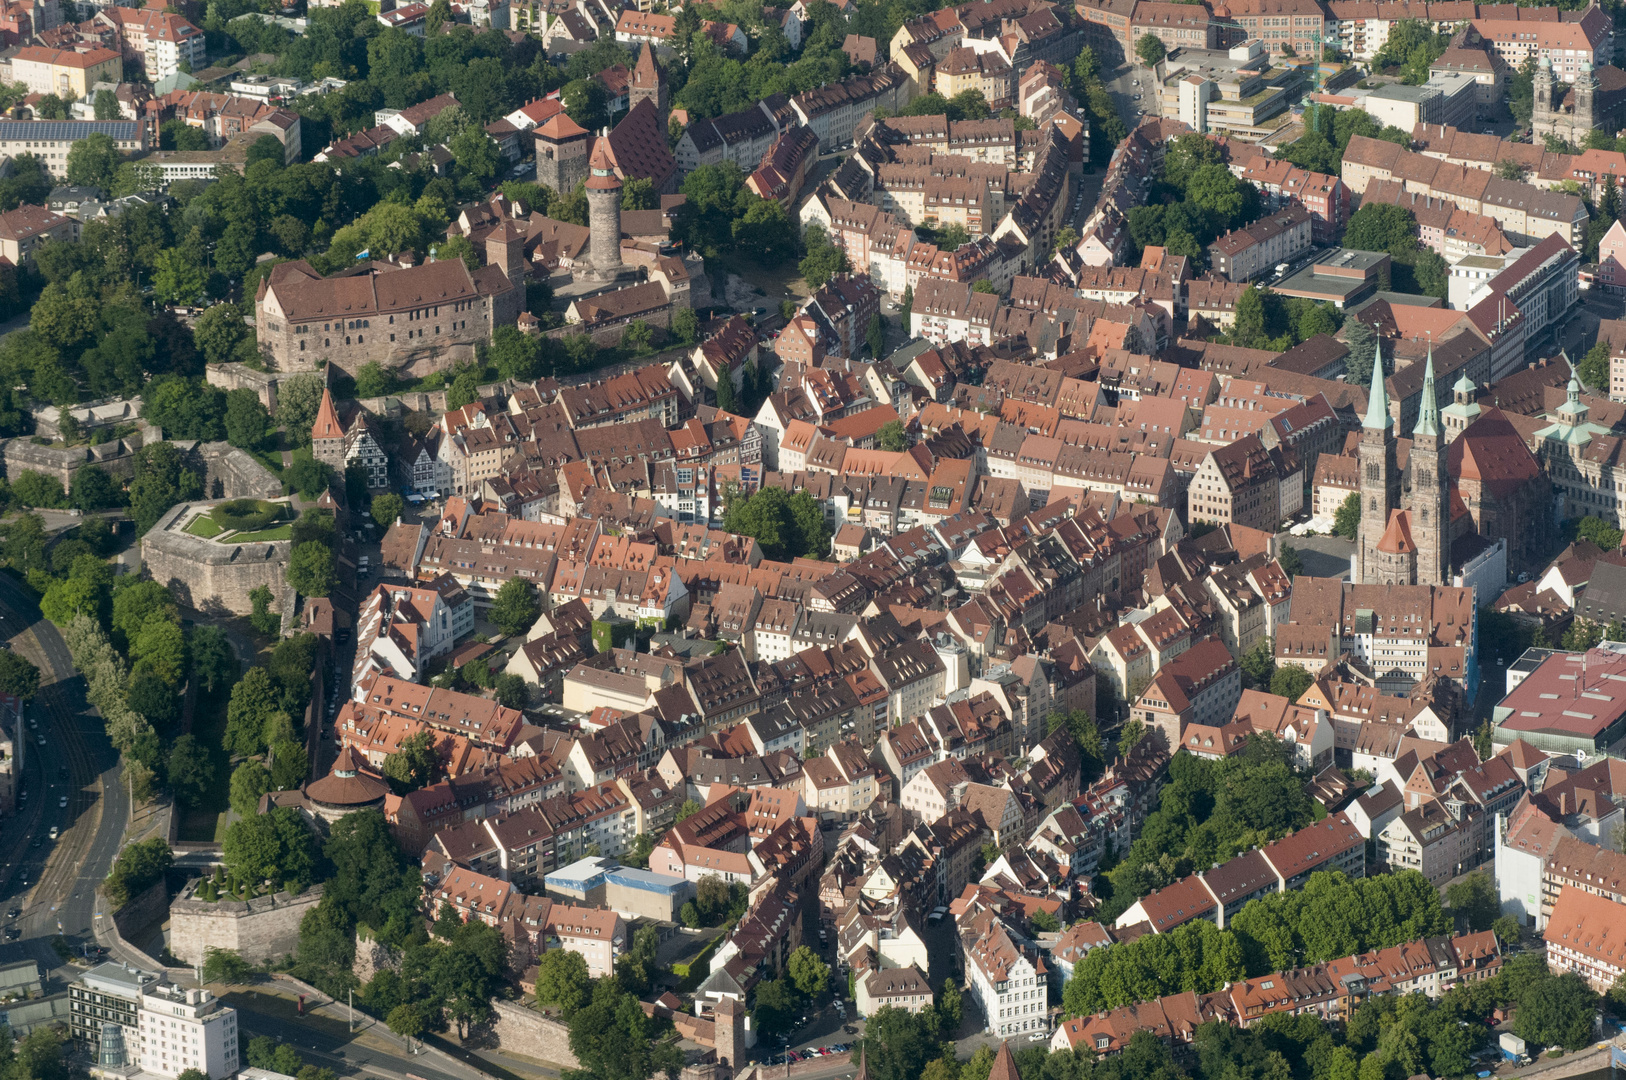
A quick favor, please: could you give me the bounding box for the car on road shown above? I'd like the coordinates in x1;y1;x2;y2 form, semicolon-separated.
3;929;18;941
6;910;19;920
58;796;67;808
33;735;43;747
28;839;38;848
47;827;56;840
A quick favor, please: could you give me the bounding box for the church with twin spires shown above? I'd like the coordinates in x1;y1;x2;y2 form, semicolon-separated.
1357;341;1450;586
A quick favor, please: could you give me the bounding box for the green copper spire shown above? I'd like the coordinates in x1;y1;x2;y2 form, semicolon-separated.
1362;334;1390;430
1414;341;1440;439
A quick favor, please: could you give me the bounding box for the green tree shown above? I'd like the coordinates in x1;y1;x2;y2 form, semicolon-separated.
276;374;327;447
799;223;849;288
65;132;120;190
622;177;658;210
1580;340;1612;392
153;247;207;307
132;613;186;686
493;673;528;709
1414;247;1449;300
270;738;308;791
286;457;332;501
1230;285;1267;349
11;471;65;509
222;804;318;890
867;311;886;358
0;651;39;703
201;948;252;983
877;419;908;452
225;388;271;451
1446;870;1500;933
229;761;273;818
193;303;252;365
1514;972;1598;1049
1135;33;1166;65
534;948;591;1014
167;734;214;807
1345;202;1419;257
249;585;280;637
371;493;405;529
1239;636;1276;689
754;977;798;1032
93;89;119;120
386;1003;425;1049
1333;490;1362;540
567;984;683;1080
383;729;439;794
224;667;279;757
288;541;335;598
787;945;830;997
490;578;541;637
103;837;172;906
672;307;701;345
1270;664;1314;702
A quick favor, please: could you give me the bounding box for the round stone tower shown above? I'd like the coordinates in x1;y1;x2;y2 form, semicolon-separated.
585;133;623;281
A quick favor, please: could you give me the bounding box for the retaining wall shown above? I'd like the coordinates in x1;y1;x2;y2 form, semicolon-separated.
112;879;170;943
489;998;580;1069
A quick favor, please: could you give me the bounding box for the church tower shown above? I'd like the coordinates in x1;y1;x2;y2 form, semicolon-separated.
1358;339;1398;585
1411;344;1449;586
1441;372;1481;444
1535;55;1555;120
1576;61;1598;130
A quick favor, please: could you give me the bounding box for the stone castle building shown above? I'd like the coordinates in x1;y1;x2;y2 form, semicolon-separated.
254;248;522;378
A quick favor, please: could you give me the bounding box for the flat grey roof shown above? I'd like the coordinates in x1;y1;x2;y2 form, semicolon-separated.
1366;83;1438;102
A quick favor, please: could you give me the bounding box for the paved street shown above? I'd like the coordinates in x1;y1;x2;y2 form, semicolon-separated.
0;565;127;989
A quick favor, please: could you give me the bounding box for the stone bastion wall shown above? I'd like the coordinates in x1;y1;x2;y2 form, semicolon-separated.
167;879;323;967
140;501;292;617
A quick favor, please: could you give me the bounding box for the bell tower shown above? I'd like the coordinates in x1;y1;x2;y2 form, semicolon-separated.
1535;55;1554;119
1357;338;1398;585
1411;344;1449;586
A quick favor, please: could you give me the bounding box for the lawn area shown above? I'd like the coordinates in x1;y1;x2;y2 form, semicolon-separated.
226;525;293;543
176;685;233;843
185;514;224;538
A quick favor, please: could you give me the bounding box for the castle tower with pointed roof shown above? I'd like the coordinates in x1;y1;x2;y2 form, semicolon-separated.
1412;344;1448;586
312;387;347;474
630;43;668;118
586;134;624;281
1357;337;1400;585
535;110;591;196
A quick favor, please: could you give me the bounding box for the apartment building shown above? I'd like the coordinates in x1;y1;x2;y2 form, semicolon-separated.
0;203;77;267
136;984;239;1080
11;45;120;98
1131;637;1242;752
95;7;204;79
1207;205;1313;282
